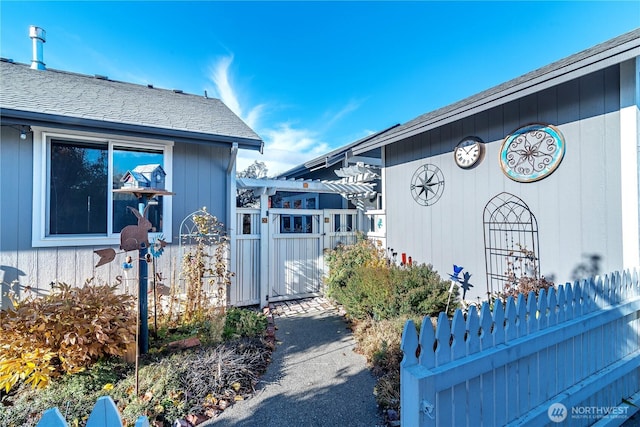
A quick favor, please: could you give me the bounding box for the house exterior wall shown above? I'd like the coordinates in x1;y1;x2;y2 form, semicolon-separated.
0;129;231;307
383;63;637;301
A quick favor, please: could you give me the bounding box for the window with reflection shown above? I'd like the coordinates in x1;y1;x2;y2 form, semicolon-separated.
41;134;171;243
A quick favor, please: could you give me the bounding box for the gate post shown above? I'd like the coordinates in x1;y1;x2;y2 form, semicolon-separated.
259;192;270;308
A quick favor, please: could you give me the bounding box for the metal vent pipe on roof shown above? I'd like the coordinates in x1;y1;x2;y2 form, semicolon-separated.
29;25;46;70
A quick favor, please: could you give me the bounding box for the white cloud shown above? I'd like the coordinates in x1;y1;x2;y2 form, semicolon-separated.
322;99;362;130
211;55;241;117
210;55;264;130
209;54;359;176
237;123;330;176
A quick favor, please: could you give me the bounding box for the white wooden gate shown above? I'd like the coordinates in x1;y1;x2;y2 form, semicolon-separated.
232;208;359;306
269;209;324;302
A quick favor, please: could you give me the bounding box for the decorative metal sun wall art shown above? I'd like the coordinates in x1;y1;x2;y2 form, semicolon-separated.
499;123;565;182
410;164;445;206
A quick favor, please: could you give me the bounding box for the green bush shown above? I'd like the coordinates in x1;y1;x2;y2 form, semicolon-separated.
0;358;131;427
222;308;268;340
324;234;388;293
326;237;457;321
326;239;458;422
327;259;457;321
390;264;457;317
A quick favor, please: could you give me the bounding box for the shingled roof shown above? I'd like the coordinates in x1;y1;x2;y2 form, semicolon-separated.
353;28;640;154
0;60;263;150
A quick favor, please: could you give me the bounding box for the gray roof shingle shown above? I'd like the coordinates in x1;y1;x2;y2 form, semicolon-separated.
0;60;263;149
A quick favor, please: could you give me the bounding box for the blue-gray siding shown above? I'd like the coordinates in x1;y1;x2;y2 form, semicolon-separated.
383;64;627;300
0;129;231;307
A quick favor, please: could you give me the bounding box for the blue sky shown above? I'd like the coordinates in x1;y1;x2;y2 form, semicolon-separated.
1;1;638;175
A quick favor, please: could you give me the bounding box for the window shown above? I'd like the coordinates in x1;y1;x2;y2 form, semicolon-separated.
112;147;164;234
49;140;108;235
33;129;173;247
280;215;313;233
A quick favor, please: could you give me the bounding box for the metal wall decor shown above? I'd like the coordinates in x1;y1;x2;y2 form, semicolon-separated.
483;192;540;297
499;123;565;182
410;164;445;206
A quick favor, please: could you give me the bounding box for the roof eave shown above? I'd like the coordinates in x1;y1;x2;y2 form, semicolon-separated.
0;109;264;151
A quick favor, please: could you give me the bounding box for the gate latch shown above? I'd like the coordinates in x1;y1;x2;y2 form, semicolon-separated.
421;400;435;419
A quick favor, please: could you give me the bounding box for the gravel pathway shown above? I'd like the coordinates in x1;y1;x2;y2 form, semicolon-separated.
201;299;384;426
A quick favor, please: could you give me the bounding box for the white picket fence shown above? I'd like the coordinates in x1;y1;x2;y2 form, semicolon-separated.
401;268;640;426
37;396;149;427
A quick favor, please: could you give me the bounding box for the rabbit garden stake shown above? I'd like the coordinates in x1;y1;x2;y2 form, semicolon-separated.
120;205;153;252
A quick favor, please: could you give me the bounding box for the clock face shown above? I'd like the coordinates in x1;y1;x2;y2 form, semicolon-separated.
500;123;565;182
454;137;484;169
410;164;445;206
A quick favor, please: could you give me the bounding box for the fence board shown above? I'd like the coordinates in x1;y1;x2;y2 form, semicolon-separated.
466;305;480;355
36;408;67;427
479;303;493;351
451;310;466;361
505;297;517;342
419;316;436;369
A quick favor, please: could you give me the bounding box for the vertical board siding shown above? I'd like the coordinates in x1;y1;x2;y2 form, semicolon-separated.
384;67;624;302
1;141;232;304
0;128;26;308
400;268;640;427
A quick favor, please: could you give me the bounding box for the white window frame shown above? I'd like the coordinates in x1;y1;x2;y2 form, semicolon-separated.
32;126;173;247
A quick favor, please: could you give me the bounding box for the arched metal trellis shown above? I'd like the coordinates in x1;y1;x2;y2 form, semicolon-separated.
483;192;540;298
178;208;231;307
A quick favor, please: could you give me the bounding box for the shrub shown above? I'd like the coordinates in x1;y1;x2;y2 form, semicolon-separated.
152;309;227;349
0;338;271;427
222;308;268;340
352;317;419;410
0;282;136;393
327;246;457;320
390;264;457;317
0;357;131;427
324;234;387;293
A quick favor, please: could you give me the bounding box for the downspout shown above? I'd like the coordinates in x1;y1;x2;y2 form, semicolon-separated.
227;143;238;305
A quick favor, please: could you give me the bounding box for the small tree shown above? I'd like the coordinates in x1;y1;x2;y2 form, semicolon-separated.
237;161;268;208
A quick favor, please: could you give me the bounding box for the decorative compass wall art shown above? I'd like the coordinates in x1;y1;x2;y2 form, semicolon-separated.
499;123;565;183
410;164;445;206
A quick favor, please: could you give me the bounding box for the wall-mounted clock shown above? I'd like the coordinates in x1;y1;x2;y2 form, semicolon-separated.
454;136;485;169
500;123;565;182
410;164;445;206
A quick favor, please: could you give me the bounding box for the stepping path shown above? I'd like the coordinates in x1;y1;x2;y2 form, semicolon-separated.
201;297;384;426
